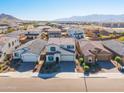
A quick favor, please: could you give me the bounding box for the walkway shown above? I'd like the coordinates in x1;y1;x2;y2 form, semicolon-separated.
0;72;124;79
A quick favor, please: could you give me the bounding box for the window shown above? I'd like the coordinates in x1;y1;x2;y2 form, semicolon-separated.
60;45;64;48
0;52;2;58
67;45;74;49
8;43;11;48
14;53;19;57
48;56;54;61
12;41;14;46
50;47;56;52
4;53;6;56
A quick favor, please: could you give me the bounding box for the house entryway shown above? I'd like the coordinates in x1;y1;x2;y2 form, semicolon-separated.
56;57;59;63
88;57;93;63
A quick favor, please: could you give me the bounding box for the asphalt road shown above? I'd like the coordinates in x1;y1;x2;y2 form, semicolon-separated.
0;77;124;92
86;77;124;92
0;78;85;92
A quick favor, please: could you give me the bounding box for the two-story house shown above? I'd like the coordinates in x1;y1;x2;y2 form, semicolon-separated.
0;36;20;62
13;39;47;62
67;28;84;39
46;38;76;63
47;28;62;38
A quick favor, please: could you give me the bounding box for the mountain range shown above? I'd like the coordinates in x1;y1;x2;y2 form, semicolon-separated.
55;14;124;22
0;13;21;24
1;13;124;23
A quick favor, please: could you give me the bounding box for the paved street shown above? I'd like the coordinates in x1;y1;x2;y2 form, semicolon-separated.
86;78;124;92
0;77;124;92
1;71;124;78
0;78;85;92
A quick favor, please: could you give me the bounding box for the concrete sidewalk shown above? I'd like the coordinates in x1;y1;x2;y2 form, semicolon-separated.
1;71;124;79
0;72;33;78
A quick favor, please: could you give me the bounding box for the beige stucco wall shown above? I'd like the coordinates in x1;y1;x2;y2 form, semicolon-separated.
96;53;112;61
84;55;96;63
122;57;124;63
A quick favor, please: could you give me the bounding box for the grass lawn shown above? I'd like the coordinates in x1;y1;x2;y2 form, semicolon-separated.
118;37;124;42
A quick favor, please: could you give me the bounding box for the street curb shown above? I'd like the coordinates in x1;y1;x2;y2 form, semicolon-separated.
0;75;9;77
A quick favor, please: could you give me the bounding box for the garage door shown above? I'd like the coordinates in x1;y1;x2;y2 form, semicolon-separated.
61;55;75;62
21;54;38;62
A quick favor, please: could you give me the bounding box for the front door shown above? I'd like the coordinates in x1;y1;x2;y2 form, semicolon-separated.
56;57;59;63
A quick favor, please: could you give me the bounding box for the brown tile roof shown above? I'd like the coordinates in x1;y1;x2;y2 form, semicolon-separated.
103;40;124;56
79;40;111;56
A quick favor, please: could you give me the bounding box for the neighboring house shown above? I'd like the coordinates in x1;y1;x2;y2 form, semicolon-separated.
25;31;40;39
0;36;20;62
24;28;44;39
77;40;112;63
13;39;47;62
46;38;76;63
6;30;27;44
103;40;124;63
47;28;62;38
67;28;84;39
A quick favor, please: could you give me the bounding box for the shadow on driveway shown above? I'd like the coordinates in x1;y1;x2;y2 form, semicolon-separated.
15;62;36;72
38;73;58;79
38;61;76;79
97;61;115;70
59;61;76;72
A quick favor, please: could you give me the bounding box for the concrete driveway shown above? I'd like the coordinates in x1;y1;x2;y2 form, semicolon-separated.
16;62;36;72
97;61;119;73
59;61;76;72
97;61;115;69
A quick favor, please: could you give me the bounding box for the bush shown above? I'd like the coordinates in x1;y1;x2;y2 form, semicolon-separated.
118;37;124;42
114;56;122;63
7;28;15;33
83;65;90;71
79;57;84;66
82;62;90;71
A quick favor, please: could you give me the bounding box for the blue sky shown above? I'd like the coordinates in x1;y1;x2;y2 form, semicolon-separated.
0;0;124;20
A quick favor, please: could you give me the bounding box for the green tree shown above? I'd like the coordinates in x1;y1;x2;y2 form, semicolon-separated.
79;57;84;66
114;56;121;63
83;65;90;72
7;28;15;33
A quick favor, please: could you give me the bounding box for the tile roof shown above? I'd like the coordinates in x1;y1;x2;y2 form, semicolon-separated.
6;30;25;38
47;38;75;45
28;39;47;55
17;39;47;55
79;40;111;56
0;36;14;47
47;28;61;32
102;40;124;56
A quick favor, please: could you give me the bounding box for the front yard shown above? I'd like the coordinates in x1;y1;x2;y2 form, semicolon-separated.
96;61;119;73
78;57;119;74
40;61;76;74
